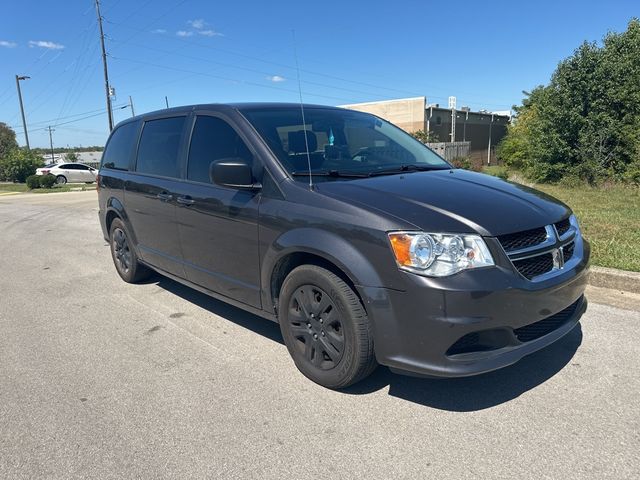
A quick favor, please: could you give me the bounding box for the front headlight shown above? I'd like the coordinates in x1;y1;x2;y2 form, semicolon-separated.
388;232;495;277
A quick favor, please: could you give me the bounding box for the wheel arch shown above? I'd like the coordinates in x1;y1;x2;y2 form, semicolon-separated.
104;197;139;247
263;228;385;318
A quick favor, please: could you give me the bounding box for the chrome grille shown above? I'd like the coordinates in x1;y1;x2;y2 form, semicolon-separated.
512;253;554;279
498;215;581;281
563;241;575;260
498;227;547;252
555;218;571;237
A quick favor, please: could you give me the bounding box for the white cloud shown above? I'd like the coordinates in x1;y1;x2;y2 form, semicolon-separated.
188;19;206;29
28;40;64;50
0;40;17;48
267;75;286;83
176;30;194;37
152;29;167;34
198;29;223;37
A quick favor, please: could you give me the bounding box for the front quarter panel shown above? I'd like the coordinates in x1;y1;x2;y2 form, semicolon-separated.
258;187;414;315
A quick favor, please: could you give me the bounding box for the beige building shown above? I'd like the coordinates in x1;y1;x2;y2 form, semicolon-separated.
340;97;511;164
339;97;427;133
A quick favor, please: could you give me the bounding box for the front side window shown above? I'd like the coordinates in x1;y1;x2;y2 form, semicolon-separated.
240;107;450;181
136;117;186;178
102;121;139;171
187;116;253;184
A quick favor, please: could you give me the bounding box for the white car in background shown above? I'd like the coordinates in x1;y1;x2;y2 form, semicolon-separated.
35;163;98;185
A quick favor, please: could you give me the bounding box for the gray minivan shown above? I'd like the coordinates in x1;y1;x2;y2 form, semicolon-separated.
98;103;589;388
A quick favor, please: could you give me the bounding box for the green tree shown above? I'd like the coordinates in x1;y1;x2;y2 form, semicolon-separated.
0;122;18;161
66;151;79;162
410;130;440;143
497;19;640;184
0;149;43;183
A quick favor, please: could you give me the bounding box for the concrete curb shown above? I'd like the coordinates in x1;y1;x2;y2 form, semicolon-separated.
589;266;640;294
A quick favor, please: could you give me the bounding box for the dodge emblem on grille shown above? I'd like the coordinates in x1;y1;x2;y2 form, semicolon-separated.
552;248;565;269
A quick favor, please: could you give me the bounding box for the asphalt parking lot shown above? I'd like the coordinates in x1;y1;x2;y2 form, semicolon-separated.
1;191;639;479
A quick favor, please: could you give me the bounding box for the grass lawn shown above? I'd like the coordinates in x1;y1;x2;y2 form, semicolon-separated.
482;167;640;272
0;183;96;194
533;183;640;272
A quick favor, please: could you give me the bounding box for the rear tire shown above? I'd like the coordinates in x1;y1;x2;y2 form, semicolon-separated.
109;218;151;283
55;175;67;185
278;265;377;389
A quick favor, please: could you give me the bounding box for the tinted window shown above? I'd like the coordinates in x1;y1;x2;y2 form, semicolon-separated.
187;116;253;184
136;117;186;178
102;121;139;170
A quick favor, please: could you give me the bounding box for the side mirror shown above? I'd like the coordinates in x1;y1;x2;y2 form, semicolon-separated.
210;158;260;190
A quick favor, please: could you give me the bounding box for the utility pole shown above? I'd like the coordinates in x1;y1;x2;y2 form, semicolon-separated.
463;110;469;142
95;0;113;131
46;126;55;162
15;75;30;150
487;114;494;166
164;96;169;109
128;95;135;117
448;96;457;143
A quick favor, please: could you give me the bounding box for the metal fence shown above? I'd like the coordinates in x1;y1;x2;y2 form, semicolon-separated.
425;141;470;161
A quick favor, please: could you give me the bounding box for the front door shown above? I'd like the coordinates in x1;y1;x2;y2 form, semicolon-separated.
174;114;262;308
125;115;188;277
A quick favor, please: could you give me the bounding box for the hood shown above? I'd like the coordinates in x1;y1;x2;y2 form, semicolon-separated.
315;169;570;236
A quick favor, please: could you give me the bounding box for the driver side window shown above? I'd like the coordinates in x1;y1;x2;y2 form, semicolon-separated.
187;116;253;184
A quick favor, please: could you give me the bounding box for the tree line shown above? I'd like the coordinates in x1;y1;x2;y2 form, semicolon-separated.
497;19;640;185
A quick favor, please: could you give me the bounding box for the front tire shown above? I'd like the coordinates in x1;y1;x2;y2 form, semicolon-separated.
279;265;377;389
109;218;150;283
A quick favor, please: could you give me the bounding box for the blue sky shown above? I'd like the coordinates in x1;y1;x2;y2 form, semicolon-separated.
0;0;637;148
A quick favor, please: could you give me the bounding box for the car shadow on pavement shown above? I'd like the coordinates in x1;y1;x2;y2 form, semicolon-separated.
154;275;582;412
344;324;583;411
155;276;285;344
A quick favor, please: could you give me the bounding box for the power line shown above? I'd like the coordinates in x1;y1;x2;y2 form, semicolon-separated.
106;19;513;109
112;56;357;104
12;104;128;135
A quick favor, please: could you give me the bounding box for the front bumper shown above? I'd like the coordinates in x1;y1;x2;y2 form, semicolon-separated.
359;240;590;378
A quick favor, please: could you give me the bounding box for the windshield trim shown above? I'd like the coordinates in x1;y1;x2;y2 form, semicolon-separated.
238;105;452;182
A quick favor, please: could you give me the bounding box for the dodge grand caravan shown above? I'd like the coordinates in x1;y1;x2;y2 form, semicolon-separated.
98;103;589;388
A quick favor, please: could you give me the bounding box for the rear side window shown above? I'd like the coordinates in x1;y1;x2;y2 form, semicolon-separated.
102;122;139;171
187;116;253;184
136;117;186;178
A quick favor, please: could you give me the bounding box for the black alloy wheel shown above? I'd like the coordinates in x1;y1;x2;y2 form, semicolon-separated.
279;265;377;389
112;227;132;274
109;218;150;283
288;285;345;370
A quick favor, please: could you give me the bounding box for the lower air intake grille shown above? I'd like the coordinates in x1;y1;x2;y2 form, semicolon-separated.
513;253;554;279
446;297;582;356
513;298;581;342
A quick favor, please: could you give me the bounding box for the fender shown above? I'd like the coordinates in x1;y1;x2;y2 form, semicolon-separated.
104;196;140;252
260;227;387;313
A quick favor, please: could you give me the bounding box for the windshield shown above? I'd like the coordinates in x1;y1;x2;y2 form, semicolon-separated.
241;106;450;180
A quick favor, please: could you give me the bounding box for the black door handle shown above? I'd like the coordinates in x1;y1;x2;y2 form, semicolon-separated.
156;192;172;202
176;195;195;206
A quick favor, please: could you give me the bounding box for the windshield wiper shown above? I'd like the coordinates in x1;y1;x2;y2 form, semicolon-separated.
291;170;369;178
367;164;448;177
